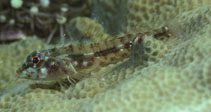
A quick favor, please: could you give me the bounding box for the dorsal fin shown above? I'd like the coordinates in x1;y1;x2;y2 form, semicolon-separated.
52;33;136;55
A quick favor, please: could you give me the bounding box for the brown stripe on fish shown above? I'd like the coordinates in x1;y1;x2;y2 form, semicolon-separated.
94;47;119;57
68;54;94;69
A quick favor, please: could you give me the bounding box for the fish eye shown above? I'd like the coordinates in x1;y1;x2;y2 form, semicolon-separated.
32;56;40;64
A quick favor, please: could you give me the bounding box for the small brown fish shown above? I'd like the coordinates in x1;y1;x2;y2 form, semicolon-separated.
17;26;171;81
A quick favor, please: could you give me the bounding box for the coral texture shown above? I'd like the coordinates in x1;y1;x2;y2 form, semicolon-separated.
69;17;112;42
0;0;211;112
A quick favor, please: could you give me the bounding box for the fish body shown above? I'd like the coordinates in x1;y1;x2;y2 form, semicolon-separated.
17;34;135;80
17;26;171;81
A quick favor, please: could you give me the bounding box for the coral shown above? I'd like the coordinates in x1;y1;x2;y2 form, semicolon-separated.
69;17;112;43
91;0;211;34
0;0;211;112
126;0;211;33
65;78;109;99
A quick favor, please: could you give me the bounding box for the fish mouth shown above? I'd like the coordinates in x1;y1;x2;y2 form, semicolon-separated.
17;67;49;80
17;67;37;79
16;67;24;75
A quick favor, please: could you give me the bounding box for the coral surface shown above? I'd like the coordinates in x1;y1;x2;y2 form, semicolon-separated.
0;0;211;112
69;17;112;42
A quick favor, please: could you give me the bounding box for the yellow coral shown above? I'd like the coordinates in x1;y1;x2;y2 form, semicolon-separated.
65;78;108;99
127;0;211;33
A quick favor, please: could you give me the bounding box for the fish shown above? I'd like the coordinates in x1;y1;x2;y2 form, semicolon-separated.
17;26;171;82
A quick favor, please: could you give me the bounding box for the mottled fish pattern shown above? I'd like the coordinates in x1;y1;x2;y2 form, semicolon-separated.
17;26;171;81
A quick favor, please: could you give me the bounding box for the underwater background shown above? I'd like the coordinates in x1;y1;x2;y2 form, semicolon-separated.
0;0;211;112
